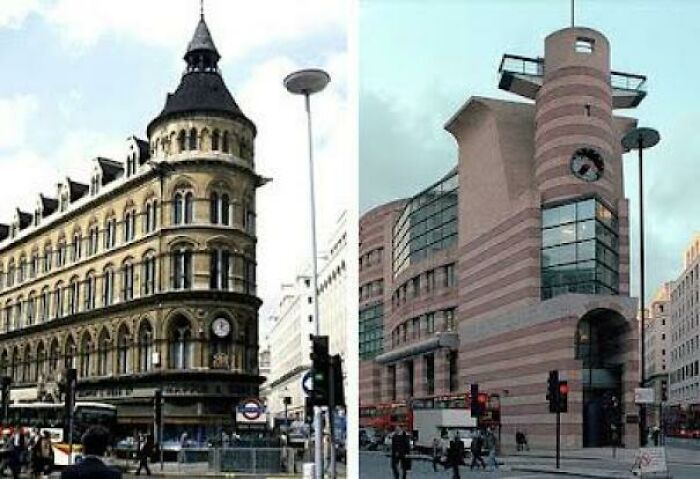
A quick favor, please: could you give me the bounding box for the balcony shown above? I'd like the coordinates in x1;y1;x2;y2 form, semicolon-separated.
498;54;647;108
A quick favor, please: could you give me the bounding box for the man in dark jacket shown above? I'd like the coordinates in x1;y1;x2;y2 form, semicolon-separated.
469;431;486;470
61;426;121;479
447;432;465;479
390;427;411;479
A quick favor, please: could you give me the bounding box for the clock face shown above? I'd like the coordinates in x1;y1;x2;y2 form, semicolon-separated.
212;318;231;338
570;147;604;182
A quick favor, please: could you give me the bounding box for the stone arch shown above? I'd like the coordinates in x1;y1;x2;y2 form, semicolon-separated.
79;330;93;377
116;322;132;374
48;337;60;376
136;317;155;372
165;311;196;369
64;333;77;369
96;326;112;376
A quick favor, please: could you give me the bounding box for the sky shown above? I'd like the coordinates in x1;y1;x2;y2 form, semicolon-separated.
0;0;351;334
360;0;700;306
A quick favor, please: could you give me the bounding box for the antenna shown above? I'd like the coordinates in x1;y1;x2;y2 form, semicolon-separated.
571;0;575;27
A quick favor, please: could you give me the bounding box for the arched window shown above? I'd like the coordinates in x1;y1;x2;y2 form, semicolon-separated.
184;192;193;223
188;128;197;150
43;246;52;273
56;239;67;268
144;199;158;233
3;301;11;332
54;281;64;319
11;348;19;383
172;192;183;225
209;192;219;223
21;347;30;383
84;271;96;311
97;328;110;376
67;277;79;315
36;342;46;382
0;350;8;377
209;248;230;290
104;217;117;249
18;257;26;283
123;210;136;243
79;333;92;377
88;225;99;256
171;246;192;290
169;316;193;369
26;292;36;326
137;320;154;372
14;297;23;330
49;339;60;372
40;287;50;322
72;232;82;262
212;130;220;150
221;194;230;226
222;131;230;153
117;325;131;374
142;252;157;296
122;259;135;301
178;130;186;152
64;335;76;369
103;267;114;307
6;259;14;287
30;253;39;278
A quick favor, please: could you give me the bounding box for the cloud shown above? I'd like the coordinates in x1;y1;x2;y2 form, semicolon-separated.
0;0;45;29
0;95;40;150
31;0;345;59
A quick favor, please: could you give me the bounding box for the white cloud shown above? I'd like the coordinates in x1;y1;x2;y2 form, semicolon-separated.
0;0;45;29
34;0;346;59
240;53;350;323
0;95;39;150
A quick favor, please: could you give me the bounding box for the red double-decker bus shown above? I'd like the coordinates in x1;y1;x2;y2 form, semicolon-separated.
359;402;411;433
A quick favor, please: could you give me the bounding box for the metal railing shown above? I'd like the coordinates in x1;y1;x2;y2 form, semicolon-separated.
207;447;286;474
499;54;647;92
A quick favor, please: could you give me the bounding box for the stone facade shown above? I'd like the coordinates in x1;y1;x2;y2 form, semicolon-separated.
0;15;266;442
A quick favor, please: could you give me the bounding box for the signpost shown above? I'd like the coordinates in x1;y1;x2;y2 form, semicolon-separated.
632;447;670;478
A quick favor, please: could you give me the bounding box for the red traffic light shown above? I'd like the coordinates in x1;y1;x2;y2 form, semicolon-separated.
477;392;488;404
559;383;569;395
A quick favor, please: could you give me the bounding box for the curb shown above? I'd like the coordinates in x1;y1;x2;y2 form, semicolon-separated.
512;465;635;479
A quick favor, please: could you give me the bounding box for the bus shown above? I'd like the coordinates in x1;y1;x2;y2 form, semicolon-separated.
359;402;411;434
2;402;117;466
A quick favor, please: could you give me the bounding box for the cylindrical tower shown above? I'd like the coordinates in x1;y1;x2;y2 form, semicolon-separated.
534;27;621;207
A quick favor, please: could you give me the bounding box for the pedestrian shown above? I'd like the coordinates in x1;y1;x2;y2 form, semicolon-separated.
515;430;523;451
431;436;443;471
522;430;529;451
6;433;21;479
485;428;498;471
389;426;411;479
31;430;54;479
469;430;486;470
135;433;153;476
447;432;465;479
12;426;27;473
60;425;121;479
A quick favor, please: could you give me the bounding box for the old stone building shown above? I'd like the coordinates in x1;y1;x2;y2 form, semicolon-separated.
0;14;266;442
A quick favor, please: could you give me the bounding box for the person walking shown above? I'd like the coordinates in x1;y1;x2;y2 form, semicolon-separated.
60;426;121;479
389;427;410;479
447;432;465;479
135;433;153;476
485;428;498;471
31;430;54;479
469;430;486;470
431;436;443;471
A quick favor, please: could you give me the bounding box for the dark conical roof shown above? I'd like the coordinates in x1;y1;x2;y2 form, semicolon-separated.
147;14;255;136
186;16;220;59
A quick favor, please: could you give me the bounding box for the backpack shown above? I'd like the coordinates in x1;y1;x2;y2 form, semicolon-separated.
40;438;52;458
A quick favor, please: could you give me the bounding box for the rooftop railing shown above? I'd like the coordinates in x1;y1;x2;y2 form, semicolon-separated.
499;54;647;92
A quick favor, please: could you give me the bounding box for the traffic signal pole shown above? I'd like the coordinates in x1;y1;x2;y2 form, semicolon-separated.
329;357;336;479
556;408;561;469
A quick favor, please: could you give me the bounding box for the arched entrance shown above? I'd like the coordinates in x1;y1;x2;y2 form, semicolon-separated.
576;308;628;447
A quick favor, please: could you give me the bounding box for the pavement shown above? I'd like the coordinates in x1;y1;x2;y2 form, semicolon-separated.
361;444;700;479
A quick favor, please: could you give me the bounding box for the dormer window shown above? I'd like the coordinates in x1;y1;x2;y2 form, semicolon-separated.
91;175;100;195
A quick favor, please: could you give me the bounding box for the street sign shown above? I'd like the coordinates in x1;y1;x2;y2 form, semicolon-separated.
634;387;655;404
302;370;313;396
236;398;267;424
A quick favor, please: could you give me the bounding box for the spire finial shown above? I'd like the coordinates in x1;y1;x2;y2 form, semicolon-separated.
200;0;204;19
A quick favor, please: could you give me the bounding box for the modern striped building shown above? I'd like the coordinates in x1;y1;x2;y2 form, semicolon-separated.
359;26;647;450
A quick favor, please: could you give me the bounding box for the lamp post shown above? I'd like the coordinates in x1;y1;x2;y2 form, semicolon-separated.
622;126;660;447
284;68;330;479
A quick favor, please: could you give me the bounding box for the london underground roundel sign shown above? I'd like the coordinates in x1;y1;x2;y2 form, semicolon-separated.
239;398;265;421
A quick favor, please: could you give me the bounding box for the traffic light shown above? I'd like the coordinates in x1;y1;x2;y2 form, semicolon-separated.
0;376;10;424
331;354;345;407
470;383;482;418
305;396;313;423
558;381;568;413
310;335;330;406
547;370;559;413
154;389;163;432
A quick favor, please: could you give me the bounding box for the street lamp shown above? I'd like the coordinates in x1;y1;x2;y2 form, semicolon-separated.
284;68;330;479
622;126;660;447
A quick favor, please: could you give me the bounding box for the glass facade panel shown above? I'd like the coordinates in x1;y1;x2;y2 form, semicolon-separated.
393;170;458;276
359;303;384;360
541;198;619;300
